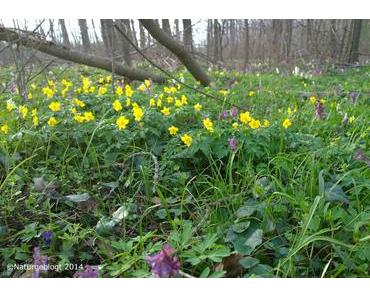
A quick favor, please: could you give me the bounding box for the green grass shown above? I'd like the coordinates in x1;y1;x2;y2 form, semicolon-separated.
0;65;369;278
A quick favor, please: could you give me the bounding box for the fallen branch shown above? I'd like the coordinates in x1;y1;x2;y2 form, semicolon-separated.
0;26;166;83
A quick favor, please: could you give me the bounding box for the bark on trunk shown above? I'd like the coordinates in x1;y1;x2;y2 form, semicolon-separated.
348;19;363;63
0;27;165;83
139;19;212;86
59;19;70;47
78;19;90;52
182;19;193;52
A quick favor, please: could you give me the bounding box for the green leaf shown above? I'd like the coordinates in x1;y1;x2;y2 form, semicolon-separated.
239;256;260;269
244;229;263;251
64;193;90;203
207;246;231;262
232;221;251;233
200;267;210;278
324;182;349;204
236;205;256;218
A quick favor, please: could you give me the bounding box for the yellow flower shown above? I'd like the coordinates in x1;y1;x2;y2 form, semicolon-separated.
181;95;188;105
42;86;55;98
98;86;107;96
112;99;123;112
74;114;85;123
116;86;123;96
6;101;16;112
28;92;33;100
138;83;146;91
157;98;162;107
132;103;144;121
0;124;9;134
73;98;86;108
98;77;105;84
282;118;292;129
203;118;214;132
48;80;55;87
116;115;129;130
219;89;229;96
106;75;112;83
167;96;174;104
89;86;95;93
249;119;261;129
168;126;179;136
19;105;28;119
175;99;183;108
31;83;37;90
181;134;193;147
349;116;355;123
232;122;239;129
263;119;270;127
48;116;58;127
71;107;78;115
309;96;317;105
49;101;61;112
161;107;171;116
240;111;252;124
83;111;95;122
149;98;156;107
320;98;326;104
287;107;292;115
126;98;131;107
194;103;202;112
144;80;151;88
248;90;255;97
32;109;38;126
125;85;133;97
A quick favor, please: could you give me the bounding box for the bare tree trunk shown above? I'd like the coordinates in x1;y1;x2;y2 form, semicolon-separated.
284;19;293;59
139;19;212;86
174;19;180;41
49;19;57;43
91;20;100;44
130;20;139;46
0;26;165;83
182;19;193;51
206;19;213;59
329;19;337;60
213;19;222;62
59;19;70;47
161;19;171;35
78;19;91;52
115;20;132;66
139;22;146;48
100;19;113;56
348;19;363;63
243;19;249;69
229;20;236;61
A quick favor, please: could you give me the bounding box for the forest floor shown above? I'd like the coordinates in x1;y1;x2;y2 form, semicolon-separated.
0;65;369;277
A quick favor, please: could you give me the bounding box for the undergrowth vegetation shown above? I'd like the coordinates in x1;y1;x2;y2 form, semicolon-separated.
0;65;369;277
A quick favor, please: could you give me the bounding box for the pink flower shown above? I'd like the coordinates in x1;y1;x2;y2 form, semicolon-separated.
146;244;180;278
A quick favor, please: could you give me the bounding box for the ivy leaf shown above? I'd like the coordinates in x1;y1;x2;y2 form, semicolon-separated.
239;256;260;269
244;229;263;251
232;221;251;233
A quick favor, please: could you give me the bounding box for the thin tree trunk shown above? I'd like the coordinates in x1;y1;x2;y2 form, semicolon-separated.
161;19;171;35
59;19;70;47
348;19;363;63
139;19;212;86
243;19;249;69
182;19;193;51
78;19;91;52
139;22;146;48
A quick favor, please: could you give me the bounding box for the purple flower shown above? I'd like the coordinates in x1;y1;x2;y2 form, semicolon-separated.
74;265;99;278
33;246;48;278
315;102;325;119
41;230;53;247
219;110;230;120
349;91;359;104
228;137;238;152
230;107;238;117
146;244;180;278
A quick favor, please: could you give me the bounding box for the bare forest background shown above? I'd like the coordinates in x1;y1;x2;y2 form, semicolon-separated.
0;19;369;89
